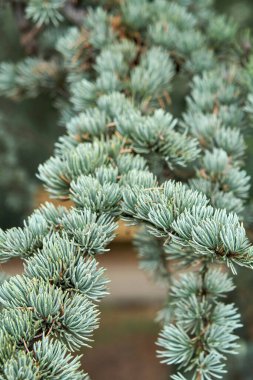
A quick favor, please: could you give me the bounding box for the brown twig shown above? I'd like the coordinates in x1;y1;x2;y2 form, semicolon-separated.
10;0;41;53
9;1;29;32
22;339;30;354
62;2;86;26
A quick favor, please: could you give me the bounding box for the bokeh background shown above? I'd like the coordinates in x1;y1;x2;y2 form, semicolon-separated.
1;1;253;379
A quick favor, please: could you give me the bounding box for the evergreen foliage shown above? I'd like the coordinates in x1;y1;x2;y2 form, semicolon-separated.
0;113;34;228
1;0;253;378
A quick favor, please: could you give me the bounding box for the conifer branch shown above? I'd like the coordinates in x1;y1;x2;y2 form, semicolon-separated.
0;1;253;379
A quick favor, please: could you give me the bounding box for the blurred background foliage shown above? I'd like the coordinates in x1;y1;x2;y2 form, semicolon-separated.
1;1;253;379
219;2;253;213
0;6;59;228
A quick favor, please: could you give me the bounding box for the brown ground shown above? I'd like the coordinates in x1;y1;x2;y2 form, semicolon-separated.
84;305;169;380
